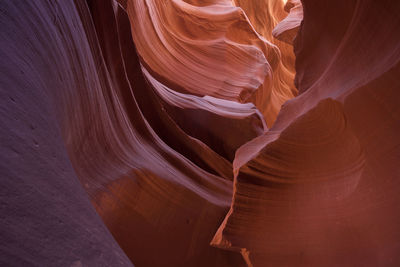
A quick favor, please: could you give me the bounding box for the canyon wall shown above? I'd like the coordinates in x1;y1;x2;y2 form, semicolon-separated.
1;0;399;266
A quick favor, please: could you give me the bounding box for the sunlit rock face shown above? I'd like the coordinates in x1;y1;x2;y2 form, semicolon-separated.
1;0;399;267
273;0;303;44
126;0;296;126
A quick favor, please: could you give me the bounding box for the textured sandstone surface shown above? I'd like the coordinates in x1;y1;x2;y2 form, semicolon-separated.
1;0;399;266
212;0;400;265
272;0;303;44
0;1;133;266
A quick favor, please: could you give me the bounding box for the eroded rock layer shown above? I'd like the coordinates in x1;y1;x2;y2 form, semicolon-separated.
212;0;400;266
1;0;399;266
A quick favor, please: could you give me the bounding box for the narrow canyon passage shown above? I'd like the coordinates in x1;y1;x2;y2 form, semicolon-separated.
1;0;400;266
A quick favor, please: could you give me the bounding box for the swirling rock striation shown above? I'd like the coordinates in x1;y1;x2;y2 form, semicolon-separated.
125;0;296;126
0;1;133;266
1;0;400;266
272;0;303;44
212;0;400;266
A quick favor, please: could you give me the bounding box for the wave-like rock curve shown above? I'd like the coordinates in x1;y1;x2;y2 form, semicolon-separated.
1;0;400;266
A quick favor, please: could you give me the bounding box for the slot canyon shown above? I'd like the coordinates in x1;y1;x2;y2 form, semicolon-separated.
1;0;400;266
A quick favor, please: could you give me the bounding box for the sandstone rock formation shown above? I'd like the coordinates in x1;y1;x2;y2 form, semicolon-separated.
272;0;303;44
1;0;399;266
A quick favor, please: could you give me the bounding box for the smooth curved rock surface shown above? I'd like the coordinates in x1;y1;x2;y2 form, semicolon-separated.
272;0;303;44
125;0;296;126
0;1;133;266
1;0;400;266
212;0;400;265
231;0;298;125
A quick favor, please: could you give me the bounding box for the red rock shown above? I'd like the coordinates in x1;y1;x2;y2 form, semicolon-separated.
212;0;400;265
1;0;400;266
272;0;303;44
